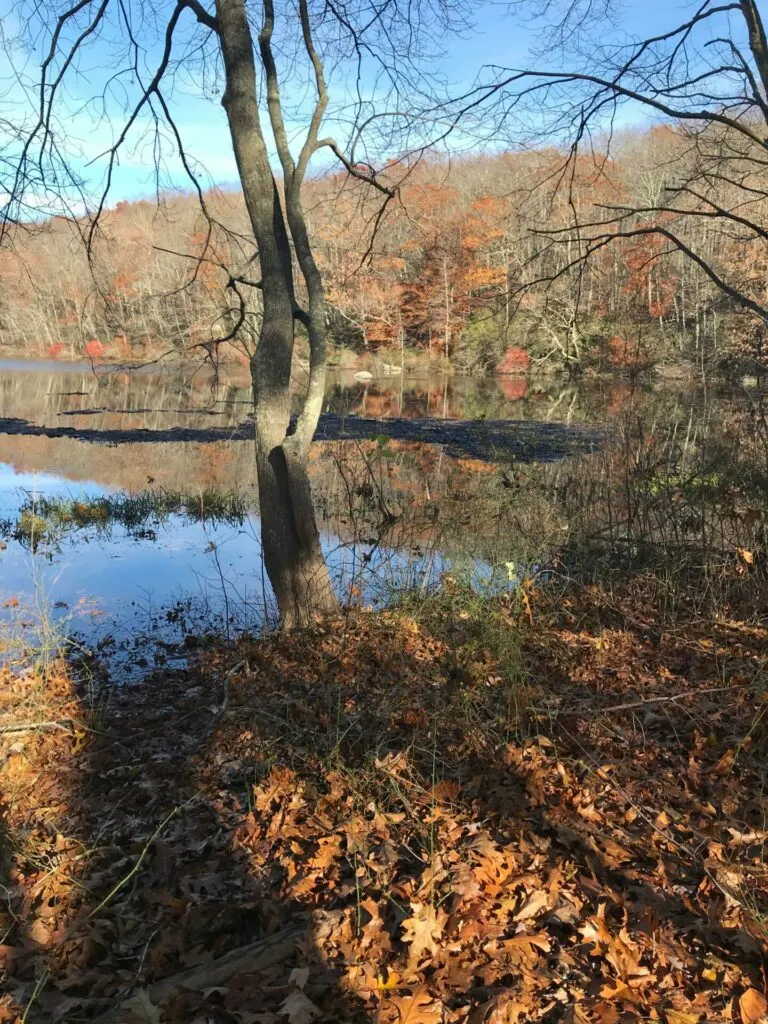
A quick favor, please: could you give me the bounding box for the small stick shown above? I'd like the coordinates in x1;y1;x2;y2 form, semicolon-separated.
594;683;747;715
0;718;77;735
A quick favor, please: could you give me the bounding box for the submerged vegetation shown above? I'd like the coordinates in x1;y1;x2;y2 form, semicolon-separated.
1;489;251;550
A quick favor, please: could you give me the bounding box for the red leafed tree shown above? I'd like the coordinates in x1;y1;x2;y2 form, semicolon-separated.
621;217;679;321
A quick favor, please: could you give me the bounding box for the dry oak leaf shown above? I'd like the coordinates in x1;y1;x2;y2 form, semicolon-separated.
740;989;768;1024
469;835;516;893
513;889;550;922
561;1008;593;1024
308;834;343;869
385;987;443;1023
580;905;648;983
599;979;645;1004
591;1004;620;1024
470;990;535;1023
279;990;323;1024
288;966;310;991
123;989;163;1024
492;931;551;966
401;901;448;966
360;898;393;953
429;780;461;804
26;917;53;948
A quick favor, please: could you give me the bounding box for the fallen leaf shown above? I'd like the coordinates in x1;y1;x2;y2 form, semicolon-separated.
430;780;461;803
288;966;310;991
580;906;648;982
279;990;322;1024
360;898;392;953
401;902;447;967
123;990;163;1024
665;1010;701;1024
513;889;549;921
377;970;402;991
493;931;551;966
388;986;443;1023
471;991;536;1023
469;835;516;892
740;988;767;1024
27;918;53;948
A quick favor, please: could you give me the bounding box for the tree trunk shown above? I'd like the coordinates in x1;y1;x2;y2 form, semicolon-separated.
256;440;338;630
215;0;338;628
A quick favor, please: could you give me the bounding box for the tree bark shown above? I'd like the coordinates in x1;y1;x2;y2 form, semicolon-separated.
214;0;338;628
257;443;338;629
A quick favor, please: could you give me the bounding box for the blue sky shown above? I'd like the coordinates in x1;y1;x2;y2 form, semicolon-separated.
0;0;737;206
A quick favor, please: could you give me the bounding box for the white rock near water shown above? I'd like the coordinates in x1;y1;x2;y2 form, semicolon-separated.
353;364;403;382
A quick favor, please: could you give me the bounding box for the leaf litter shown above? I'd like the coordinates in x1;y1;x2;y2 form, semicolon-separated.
1;581;767;1022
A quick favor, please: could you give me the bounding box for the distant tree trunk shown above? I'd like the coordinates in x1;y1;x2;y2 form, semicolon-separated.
443;255;452;360
215;0;338;628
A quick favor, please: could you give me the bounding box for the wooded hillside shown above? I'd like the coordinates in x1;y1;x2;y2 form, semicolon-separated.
1;125;764;375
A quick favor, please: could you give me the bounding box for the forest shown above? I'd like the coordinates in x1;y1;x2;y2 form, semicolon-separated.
1;124;765;377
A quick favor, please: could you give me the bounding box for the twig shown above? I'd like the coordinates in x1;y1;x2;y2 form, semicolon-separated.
220;658;246;714
21;967;49;1024
0;718;78;735
594;683;747;715
86;800;193;920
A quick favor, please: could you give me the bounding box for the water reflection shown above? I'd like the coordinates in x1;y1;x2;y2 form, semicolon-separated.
0;465;457;678
1;359;766;677
0;359;561;434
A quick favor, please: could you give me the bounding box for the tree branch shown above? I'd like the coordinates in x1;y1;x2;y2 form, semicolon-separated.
184;0;219;32
316;139;395;196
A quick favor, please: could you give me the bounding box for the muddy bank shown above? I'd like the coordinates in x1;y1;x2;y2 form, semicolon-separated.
0;413;605;463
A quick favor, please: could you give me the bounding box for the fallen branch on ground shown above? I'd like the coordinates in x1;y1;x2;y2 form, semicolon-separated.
91;925;305;1022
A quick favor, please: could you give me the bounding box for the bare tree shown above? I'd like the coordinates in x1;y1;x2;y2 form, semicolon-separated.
1;0;464;626
466;0;768;365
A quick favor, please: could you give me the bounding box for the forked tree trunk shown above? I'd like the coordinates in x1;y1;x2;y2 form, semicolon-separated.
255;441;338;630
215;0;338;628
249;305;337;629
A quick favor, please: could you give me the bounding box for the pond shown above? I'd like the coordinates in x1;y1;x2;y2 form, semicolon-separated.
1;359;764;677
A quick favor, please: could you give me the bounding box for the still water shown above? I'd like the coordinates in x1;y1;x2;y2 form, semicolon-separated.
1;361;554;673
1;359;751;676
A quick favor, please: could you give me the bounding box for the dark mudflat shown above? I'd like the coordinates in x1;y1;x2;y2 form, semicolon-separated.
0;413;606;463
